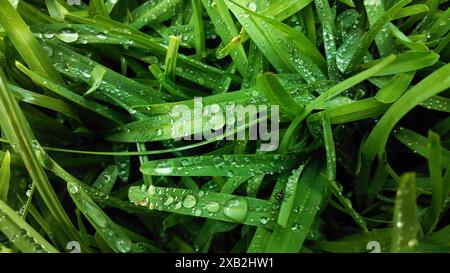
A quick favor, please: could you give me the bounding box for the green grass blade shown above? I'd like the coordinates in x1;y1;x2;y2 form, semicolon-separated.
360;63;450;197
0;0;64;84
129;184;279;228
263;158;328;252
0;67;83;248
67;182;135;253
391;173;418;253
0;199;59;253
140;154;299;177
423;131;443;234
92;165;118;194
0;151;11;202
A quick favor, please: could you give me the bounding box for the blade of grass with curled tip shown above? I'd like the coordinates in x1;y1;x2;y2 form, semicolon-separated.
0;199;59;253
164;35;181;82
201;0;248;75
129;184;279;229
391;173;419;253
84;65;107;96
0;151;11;202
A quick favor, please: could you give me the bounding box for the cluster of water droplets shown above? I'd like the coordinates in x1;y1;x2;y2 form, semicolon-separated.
130;185;255;224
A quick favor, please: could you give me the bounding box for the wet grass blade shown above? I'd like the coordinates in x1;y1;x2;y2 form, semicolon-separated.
140;154;299;177
0;0;64;84
0;199;59;253
263;158;328;252
391;173;419;253
0;151;11;202
423;131;443;234
92;165;118;194
129;184;279;228
67;182;135;253
201;0;248;75
0;68;83;248
360;63;450;197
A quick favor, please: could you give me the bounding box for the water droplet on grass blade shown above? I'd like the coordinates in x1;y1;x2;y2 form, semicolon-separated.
247;1;257;11
194;209;202;216
206;201;220;213
68;184;79;194
164;195;174;206
147;185;157;196
115;238;132;253
56;29;79;43
223;198;248;222
182;195;197;208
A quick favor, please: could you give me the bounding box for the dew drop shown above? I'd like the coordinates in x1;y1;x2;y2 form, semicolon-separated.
206;201;220;213
55;29;79;43
96;32;107;40
259;217;268;225
223;197;248;222
147;185;157;196
68;184;79;194
182;195;197;208
115;239;132;253
164;195;174;206
194;208;202;217
247;1;257;11
407;239;418;248
174;201;182;210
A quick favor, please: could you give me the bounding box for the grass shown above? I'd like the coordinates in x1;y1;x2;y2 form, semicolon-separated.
0;0;449;253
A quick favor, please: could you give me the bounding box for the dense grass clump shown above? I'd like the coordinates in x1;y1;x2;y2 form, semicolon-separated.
0;0;449;253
